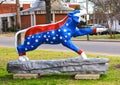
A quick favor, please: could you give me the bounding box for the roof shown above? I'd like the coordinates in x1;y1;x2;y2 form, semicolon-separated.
0;0;74;17
0;12;16;17
51;0;74;11
22;0;74;13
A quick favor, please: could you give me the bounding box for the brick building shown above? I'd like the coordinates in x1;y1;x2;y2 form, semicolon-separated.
0;3;31;32
0;0;79;32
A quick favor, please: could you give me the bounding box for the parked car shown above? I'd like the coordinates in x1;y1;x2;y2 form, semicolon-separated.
89;24;108;35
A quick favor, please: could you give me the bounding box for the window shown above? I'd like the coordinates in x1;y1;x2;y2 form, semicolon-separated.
20;7;23;11
119;20;120;25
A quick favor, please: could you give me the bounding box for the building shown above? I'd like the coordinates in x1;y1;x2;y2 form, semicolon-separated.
112;14;120;32
0;0;33;32
89;13;120;32
0;0;74;33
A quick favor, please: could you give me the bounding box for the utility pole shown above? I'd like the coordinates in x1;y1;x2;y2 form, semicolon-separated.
86;0;89;41
16;0;21;46
45;0;51;24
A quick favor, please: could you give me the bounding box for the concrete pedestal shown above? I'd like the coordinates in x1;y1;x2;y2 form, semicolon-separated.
7;57;109;75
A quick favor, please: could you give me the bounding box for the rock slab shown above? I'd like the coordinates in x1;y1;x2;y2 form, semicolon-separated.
7;57;109;74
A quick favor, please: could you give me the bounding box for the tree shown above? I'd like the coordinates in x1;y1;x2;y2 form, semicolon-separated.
89;0;120;38
74;5;80;10
45;0;65;23
16;0;21;45
45;0;51;24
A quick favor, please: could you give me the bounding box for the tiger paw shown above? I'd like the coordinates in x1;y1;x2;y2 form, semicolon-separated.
18;56;29;62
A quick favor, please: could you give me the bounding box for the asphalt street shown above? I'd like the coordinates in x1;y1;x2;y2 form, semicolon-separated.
0;36;120;56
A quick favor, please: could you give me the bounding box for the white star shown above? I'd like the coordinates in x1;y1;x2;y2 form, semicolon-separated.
52;31;55;34
27;37;30;39
27;42;30;45
65;35;67;38
50;41;54;44
60;36;63;39
53;37;56;40
66;23;69;26
38;36;41;38
64;40;67;42
31;46;34;48
46;38;49;41
47;32;49;34
48;35;50;38
32;36;34;38
68;33;71;36
43;35;47;38
63;29;67;32
25;48;28;51
56;34;58;37
35;39;38;42
58;29;61;32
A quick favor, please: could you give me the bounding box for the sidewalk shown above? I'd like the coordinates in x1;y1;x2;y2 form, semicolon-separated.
72;38;120;42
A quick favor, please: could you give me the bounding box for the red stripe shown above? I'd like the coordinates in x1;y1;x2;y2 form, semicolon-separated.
19;53;26;56
78;50;83;54
25;16;69;37
92;28;96;34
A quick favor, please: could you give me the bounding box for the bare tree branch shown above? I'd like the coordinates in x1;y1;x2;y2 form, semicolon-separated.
89;0;120;38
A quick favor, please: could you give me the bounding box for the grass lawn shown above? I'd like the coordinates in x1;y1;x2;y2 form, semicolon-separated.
0;47;120;85
75;34;120;40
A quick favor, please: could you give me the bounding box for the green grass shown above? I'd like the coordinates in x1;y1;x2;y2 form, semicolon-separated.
74;34;120;40
0;47;120;85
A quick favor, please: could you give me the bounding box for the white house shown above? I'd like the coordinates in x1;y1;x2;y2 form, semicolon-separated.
112;14;120;32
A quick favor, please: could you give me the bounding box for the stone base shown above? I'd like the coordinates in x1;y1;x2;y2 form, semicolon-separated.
13;74;39;79
75;74;100;80
13;73;100;79
7;57;109;75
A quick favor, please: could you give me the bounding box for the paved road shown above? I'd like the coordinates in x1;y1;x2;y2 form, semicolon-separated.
0;36;120;56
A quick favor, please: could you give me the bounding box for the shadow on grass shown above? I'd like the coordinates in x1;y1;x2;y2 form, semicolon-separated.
0;73;74;81
0;74;13;81
100;74;108;80
38;74;74;80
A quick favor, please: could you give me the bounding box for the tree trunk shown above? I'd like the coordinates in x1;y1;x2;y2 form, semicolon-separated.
16;0;21;46
45;0;51;24
107;18;113;38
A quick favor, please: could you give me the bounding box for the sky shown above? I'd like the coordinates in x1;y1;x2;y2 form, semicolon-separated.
79;0;94;13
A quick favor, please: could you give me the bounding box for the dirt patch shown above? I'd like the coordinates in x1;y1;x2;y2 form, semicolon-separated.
114;64;120;69
0;32;15;37
0;32;25;37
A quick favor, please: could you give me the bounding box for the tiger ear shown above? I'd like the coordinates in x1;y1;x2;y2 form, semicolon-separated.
68;12;73;17
68;10;80;17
